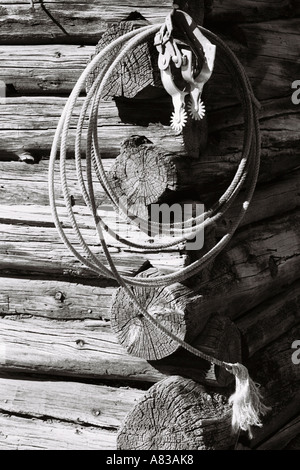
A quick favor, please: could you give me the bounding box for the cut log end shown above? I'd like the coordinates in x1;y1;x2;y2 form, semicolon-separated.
108;136;179;221
117;376;236;450
110;268;194;361
86;21;161;100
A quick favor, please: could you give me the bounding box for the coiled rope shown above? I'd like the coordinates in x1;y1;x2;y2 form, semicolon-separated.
49;13;269;437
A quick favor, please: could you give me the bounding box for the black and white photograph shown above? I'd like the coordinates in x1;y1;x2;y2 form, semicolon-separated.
0;0;299;453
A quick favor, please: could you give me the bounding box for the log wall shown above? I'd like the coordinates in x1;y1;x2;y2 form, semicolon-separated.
0;0;299;450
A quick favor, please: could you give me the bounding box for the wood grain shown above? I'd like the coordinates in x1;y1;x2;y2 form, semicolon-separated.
0;220;187;279
0;18;298;101
247;325;300;447
206;0;297;25
217;169;300;236
206;18;300;109
1;210;300;384
0;1;296;45
1;96;299;191
110;268;201;361
237;279;300;357
117;376;235;450
0;159;113;206
0;377;144;430
0;413;116;450
257;416;300;450
0;316;166;382
0;96;184;159
0;44;94;93
0;0;299;452
1;205;300;312
0;1;172;45
1;155;300;227
0;276;115;320
149;313;242;388
190;210;300;326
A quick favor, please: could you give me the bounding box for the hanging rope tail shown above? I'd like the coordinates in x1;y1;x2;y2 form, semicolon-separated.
49;9;270;438
225;363;271;438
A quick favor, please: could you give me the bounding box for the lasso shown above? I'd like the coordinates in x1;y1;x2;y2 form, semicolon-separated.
49;9;269;438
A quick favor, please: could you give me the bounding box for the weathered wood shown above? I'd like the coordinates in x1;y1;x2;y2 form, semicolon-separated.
0;1;296;45
0;216;187;279
86;21;161;100
0;285;297;389
107;135;193;220
1;97;298;192
0;159;114;206
205;111;300;191
0;313;228;386
125;325;299;450
0;413;116;450
0;377;144;430
217;169;300;236
206;0;297;26
250;392;300;449
190;210;300;325
0;1;173;45
0;97;185;159
0;45;94;94
109;135;300;223
246;325;300;446
1;160;300;230
0;317;166;382
1;275;298;391
149;313;242;387
1;19;298;101
117;375;236;450
0;314;240;387
237;279;300;358
0;276;115;320
149;280;300;387
0;183;188;280
0;0;298;452
256;416;300;450
111;265;241;371
1;317;297;413
86;0;206;105
111;269;240;370
1;206;300;317
206;19;300;109
283;433;300;450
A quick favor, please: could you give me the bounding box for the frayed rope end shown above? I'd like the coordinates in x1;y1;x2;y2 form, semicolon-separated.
225;362;271;439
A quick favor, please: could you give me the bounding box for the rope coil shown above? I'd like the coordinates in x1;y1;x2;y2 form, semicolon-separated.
49;12;270;437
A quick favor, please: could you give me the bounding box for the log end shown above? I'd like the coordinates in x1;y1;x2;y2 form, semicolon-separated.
110;268;199;361
108;136;179;221
117;375;236;450
110;270;186;361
